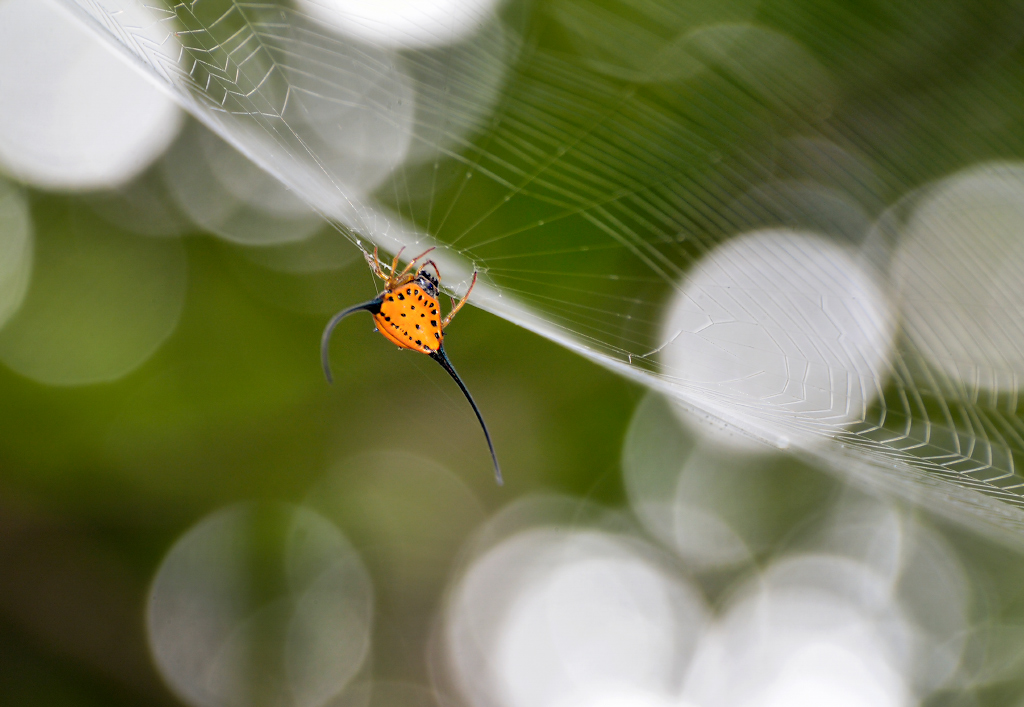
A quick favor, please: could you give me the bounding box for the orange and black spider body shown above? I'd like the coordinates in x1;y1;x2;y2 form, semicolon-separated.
321;247;503;485
374;270;444;353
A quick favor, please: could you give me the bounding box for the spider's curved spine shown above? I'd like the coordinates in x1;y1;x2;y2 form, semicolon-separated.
430;345;503;486
321;297;383;384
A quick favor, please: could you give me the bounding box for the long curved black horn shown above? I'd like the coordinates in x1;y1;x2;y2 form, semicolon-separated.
430;345;503;485
321;298;383;384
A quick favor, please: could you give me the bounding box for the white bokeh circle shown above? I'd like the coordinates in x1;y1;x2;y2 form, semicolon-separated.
161;122;323;246
683;553;914;707
0;205;186;386
623;393;838;574
0;0;182;190
445;528;706;707
622;393;750;572
660;229;896;447
147;503;373;707
281;43;417;196
296;0;502;49
893;162;1024;393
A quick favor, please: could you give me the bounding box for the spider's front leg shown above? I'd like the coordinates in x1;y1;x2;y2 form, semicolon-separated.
443;271;478;328
394;247;436;284
389;247;406;278
365;247;390;281
420;260;442;282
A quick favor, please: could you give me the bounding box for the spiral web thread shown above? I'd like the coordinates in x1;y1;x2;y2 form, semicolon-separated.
60;0;1024;544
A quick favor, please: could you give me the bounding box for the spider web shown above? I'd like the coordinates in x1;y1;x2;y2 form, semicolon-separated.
59;0;1024;545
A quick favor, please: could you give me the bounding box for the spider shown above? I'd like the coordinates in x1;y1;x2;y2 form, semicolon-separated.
321;246;502;485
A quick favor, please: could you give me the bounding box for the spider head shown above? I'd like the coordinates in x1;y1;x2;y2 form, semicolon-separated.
416;268;440;297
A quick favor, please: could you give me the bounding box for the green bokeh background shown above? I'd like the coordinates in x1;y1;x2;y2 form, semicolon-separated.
9;0;1024;704
0;189;641;706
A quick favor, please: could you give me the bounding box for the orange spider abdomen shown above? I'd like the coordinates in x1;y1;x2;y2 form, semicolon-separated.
373;283;443;353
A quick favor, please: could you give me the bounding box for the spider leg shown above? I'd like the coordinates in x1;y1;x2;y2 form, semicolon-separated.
419;260;442;285
364;246;395;282
321;297;383;383
366;247;388;281
394;247;436;282
389;246;405;277
430;344;502;485
442;271;477;328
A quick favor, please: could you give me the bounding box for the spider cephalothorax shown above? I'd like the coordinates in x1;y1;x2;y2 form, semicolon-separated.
415;269;440;298
320;247;502;485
